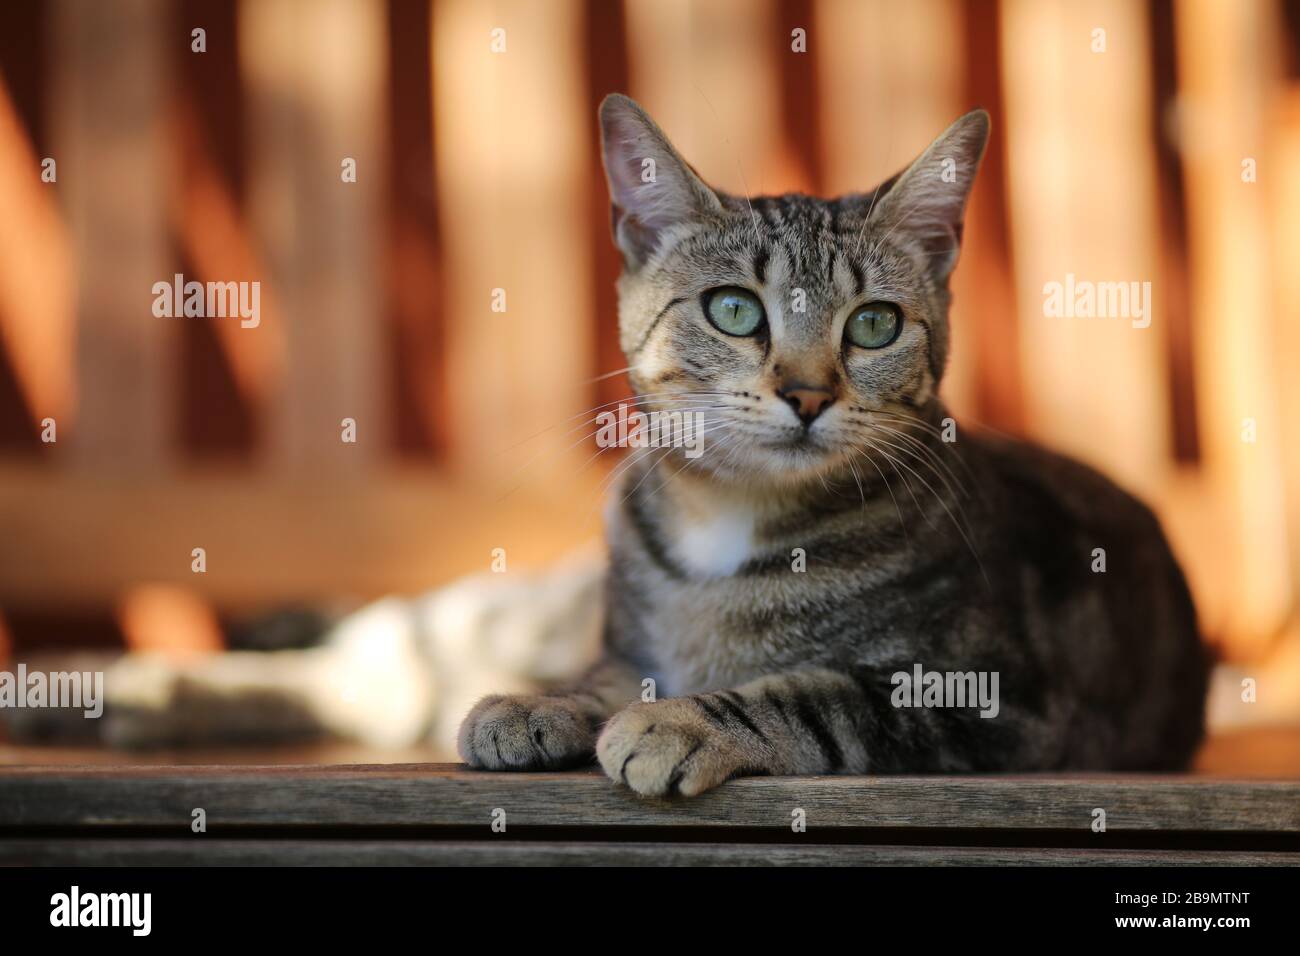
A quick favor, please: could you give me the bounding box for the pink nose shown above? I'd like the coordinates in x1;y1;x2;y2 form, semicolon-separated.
777;386;835;425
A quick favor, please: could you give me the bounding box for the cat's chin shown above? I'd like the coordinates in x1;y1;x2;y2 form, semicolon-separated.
733;435;849;485
762;442;826;467
760;430;834;460
660;430;848;489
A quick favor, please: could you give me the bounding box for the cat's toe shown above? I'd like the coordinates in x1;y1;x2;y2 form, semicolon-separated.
596;700;738;797
457;694;595;770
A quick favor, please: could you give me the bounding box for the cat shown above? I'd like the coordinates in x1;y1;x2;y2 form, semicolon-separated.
455;94;1209;796
5;96;1208;780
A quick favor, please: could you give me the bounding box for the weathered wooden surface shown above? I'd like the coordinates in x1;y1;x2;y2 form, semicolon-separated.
2;839;1296;867
1;763;1297;832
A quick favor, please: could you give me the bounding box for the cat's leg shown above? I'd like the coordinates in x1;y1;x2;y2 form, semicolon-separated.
457;655;642;770
596;668;884;796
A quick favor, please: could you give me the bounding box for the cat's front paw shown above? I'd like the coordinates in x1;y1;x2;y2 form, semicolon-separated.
596;699;748;797
457;694;596;770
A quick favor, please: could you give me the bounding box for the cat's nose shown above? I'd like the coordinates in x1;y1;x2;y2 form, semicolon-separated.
777;385;835;426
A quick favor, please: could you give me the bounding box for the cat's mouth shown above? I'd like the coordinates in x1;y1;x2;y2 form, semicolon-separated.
774;423;824;445
760;426;832;459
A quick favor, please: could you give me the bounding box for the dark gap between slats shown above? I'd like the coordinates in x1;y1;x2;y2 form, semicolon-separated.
3;825;1298;853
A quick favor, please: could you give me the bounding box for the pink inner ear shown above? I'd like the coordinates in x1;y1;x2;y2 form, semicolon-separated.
601;107;651;200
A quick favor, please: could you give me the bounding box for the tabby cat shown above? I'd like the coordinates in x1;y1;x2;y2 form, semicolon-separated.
456;94;1209;796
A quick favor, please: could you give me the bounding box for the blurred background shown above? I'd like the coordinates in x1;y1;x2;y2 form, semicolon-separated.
0;0;1297;766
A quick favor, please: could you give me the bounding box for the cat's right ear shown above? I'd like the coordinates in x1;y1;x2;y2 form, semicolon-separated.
865;110;990;283
599;94;723;270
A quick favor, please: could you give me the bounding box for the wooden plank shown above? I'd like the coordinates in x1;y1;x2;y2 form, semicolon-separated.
1;765;1296;832
173;123;269;456
0;463;605;610
171;111;284;422
241;0;388;469
1148;0;1199;464
624;0;786;195
51;0;171;468
173;0;267;456
1266;91;1300;612
1173;0;1291;656
583;0;633;413
0;838;1294;867
816;0;962;198
386;0;445;457
776;0;823;194
1000;0;1170;500
432;0;595;473
952;0;1024;434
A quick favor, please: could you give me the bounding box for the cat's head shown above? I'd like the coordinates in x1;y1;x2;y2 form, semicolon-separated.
599;94;988;487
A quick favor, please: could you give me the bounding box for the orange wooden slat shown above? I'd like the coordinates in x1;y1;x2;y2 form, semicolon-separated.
1174;0;1291;656
625;0;788;196
1000;0;1170;498
432;0;595;476
1265;89;1300;624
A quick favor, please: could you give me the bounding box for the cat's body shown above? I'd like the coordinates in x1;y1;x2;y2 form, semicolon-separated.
456;96;1208;794
604;422;1203;773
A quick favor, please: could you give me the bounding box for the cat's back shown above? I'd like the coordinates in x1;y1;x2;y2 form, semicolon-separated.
969;428;1194;625
974;431;1158;528
970;430;1208;767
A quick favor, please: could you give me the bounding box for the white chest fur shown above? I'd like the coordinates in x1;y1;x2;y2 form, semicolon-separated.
667;500;756;577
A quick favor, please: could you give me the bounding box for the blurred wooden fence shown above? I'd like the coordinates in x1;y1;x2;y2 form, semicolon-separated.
0;0;1297;666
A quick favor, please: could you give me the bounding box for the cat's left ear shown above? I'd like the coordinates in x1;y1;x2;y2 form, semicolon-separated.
867;110;990;282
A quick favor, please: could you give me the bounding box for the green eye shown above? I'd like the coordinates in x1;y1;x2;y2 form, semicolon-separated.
704;287;765;337
845;302;901;349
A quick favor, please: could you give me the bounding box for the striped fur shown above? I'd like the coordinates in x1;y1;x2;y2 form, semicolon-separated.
457;95;1208;796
